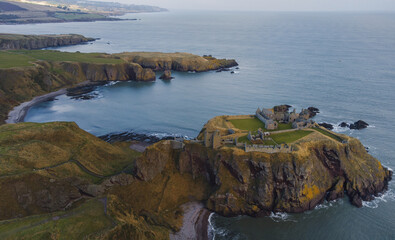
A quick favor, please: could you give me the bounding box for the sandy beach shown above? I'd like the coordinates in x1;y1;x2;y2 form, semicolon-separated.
170;202;211;240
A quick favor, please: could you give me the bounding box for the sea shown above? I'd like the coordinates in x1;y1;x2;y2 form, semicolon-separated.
1;11;394;239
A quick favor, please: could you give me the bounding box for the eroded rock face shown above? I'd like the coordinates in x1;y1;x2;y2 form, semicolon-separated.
135;139;392;217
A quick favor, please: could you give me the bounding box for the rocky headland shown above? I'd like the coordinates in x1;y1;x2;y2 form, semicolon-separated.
0;33;95;50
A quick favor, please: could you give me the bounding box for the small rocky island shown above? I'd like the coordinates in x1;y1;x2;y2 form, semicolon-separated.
0;105;391;239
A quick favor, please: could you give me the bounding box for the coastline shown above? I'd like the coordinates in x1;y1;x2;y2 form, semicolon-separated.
5;81;97;124
170;202;211;240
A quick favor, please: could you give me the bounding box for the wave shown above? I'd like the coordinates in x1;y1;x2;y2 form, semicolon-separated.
313;198;344;211
269;212;297;222
104;81;120;86
362;189;395;209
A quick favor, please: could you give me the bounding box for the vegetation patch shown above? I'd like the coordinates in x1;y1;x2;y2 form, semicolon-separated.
271;130;312;144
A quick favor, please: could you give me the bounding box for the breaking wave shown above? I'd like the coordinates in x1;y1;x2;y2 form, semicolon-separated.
362;189;395;209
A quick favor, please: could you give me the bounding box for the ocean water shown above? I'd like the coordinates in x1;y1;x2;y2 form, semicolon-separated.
2;11;395;239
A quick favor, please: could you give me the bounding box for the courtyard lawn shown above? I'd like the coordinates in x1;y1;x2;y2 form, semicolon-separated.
271;130;312;144
229;117;265;132
277;122;293;130
313;127;343;142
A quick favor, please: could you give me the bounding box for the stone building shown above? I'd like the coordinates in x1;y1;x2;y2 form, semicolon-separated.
204;130;221;149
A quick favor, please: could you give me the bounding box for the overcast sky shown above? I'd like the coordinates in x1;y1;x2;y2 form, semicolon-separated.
105;0;395;11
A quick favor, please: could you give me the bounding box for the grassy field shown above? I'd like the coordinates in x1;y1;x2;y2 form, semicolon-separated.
229;117;293;132
313;127;343;142
13;50;126;64
0;50;126;68
277;122;293;130
0;51;35;68
229;117;265;132
0;199;113;240
271;130;312;144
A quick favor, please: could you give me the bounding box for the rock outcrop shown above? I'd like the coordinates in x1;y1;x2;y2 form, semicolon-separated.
0;33;94;50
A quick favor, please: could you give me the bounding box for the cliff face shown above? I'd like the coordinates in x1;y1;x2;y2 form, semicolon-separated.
135;138;392;217
0;34;94;50
0;61;155;123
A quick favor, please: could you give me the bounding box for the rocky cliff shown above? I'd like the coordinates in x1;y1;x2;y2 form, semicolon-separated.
0;34;94;50
0;60;155;123
135;136;392;217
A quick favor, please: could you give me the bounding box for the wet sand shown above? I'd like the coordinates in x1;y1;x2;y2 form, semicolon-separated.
170;202;211;240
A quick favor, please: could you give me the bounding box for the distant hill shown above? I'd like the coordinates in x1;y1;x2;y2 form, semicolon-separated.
0;0;166;24
14;0;167;15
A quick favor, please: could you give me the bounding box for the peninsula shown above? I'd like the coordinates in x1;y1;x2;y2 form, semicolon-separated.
0;105;391;239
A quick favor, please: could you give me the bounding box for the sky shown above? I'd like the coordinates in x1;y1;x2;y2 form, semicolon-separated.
103;0;395;11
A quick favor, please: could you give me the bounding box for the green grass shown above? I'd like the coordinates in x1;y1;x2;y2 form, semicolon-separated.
12;50;125;64
229;117;266;132
313;127;343;142
237;135;251;144
229;118;293;132
271;130;312;144
0;199;113;240
54;12;107;21
277;122;293;130
0;51;35;68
